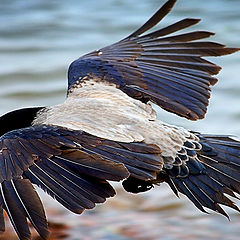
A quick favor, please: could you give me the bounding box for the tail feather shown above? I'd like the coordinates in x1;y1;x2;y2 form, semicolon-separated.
190;175;239;211
172;178;207;213
160;135;240;218
121;134;240;218
198;135;240;193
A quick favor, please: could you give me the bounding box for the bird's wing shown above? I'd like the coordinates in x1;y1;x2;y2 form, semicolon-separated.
0;125;162;239
68;0;239;120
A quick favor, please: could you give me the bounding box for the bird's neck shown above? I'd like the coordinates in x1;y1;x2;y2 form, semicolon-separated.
0;107;44;137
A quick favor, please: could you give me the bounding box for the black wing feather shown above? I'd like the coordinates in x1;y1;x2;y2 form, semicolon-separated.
127;0;177;38
0;125;163;238
68;0;239;120
0;207;5;232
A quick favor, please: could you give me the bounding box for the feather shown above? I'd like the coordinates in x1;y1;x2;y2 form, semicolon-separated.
11;179;49;239
67;0;239;120
26;166;86;214
127;0;177;38
140;18;200;39
55;149;129;181
0;182;31;240
172;179;207;213
0;207;5;232
162;134;240;218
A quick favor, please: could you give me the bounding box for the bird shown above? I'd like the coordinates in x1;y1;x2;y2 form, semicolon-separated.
0;0;240;239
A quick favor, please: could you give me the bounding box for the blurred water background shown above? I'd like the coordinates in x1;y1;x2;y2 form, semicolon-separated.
0;0;240;239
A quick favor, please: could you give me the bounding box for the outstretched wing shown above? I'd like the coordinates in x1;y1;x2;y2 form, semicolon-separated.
68;0;239;120
0;125;162;239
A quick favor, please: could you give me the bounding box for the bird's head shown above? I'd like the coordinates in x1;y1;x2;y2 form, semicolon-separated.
0;107;44;137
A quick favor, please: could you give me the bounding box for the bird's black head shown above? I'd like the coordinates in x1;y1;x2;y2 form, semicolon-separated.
0;107;44;137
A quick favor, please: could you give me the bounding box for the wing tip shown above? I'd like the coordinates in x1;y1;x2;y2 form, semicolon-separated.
223;47;240;55
127;0;177;39
186;18;201;24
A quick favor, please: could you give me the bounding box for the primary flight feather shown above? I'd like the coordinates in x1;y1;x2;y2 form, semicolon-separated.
0;0;240;239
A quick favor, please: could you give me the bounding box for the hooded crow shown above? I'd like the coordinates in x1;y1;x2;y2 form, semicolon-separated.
0;0;240;239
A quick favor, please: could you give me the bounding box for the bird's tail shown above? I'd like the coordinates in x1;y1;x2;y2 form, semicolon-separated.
163;134;240;218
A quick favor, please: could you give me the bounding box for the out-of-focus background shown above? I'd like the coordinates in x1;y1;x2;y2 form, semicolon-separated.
0;0;240;239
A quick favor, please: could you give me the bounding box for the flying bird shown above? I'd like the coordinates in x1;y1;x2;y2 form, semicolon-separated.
1;0;240;239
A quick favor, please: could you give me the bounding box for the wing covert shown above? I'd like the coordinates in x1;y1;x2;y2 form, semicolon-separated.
68;0;239;120
0;125;163;238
